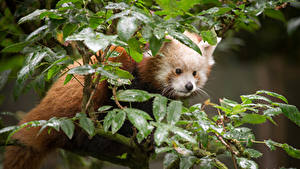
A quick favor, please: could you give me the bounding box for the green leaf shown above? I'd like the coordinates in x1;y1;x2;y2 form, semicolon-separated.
68;65;95;75
163;153;179;169
63;23;78;40
76;113;95;136
256;90;288;103
154;126;169;146
26;25;48;41
265;139;277;150
264;107;282;117
103;111;115;132
278;103;300;127
244;148;263;158
125;108;153;138
153;95;168;122
169;125;196;144
117;16;138;41
116;89;153;102
264;9;286;22
242;114;267;124
98;105;113;112
168;31;202;55
66;28;118;52
167;100;182;125
64;74;73;85
241;94;272;104
236;157;258;169
1;42;29;53
265;139;300;159
180;156;197;169
127;38;143;62
56;0;80;7
111;110;126;134
18;9;47;24
224;127;254;145
60;119;75;139
105;2;129;10
200;29;217;45
47;65;61;80
281;144;300;159
149;35;163;56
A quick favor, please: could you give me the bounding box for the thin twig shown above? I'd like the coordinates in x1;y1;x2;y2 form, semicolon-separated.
112;87;125;109
215;133;238;169
85;74;101;112
65;67;84;87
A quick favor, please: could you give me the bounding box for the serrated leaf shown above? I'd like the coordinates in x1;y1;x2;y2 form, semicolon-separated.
168;31;202;55
66;28;118;52
1;42;29;53
154;126;168;146
111;110;126;134
116;89;153;102
244;148;262;158
180;156;197;169
103;111;115;132
77;113;95;136
68;65;95;75
125;108;153;138
18;9;47;24
153;95;168;122
169;125;196;144
241;94;272;104
265;139;300;159
263;107;282;117
60;119;75;139
163;153;179;169
200;29;217;45
117;16;138;41
242;114;266;124
256;90;288;103
167;100;182;125
265;139;277;150
264;9;286;22
236;157;258;169
278;103;300;127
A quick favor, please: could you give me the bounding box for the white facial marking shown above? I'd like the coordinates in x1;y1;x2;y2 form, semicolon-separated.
153;32;221;98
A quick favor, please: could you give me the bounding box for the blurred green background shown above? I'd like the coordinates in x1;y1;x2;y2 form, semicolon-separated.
0;0;300;168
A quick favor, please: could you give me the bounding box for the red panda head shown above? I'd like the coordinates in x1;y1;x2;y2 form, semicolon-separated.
138;31;221;99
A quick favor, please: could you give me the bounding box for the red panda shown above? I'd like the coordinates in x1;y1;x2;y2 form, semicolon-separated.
3;31;221;169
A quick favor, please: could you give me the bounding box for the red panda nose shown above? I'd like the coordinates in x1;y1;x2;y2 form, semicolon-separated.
185;82;193;91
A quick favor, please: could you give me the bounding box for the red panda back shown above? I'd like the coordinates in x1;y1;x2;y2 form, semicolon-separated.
3;46;136;169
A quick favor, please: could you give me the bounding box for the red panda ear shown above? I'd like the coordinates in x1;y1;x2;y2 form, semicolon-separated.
198;37;222;66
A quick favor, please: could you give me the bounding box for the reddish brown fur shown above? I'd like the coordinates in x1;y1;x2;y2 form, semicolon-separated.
3;46;143;169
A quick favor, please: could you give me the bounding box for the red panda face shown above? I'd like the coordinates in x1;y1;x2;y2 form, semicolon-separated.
153;31;221;98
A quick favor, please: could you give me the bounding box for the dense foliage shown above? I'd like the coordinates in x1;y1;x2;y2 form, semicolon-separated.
1;0;300;169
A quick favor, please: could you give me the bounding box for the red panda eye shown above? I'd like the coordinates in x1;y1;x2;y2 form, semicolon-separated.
193;71;197;76
175;68;182;75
